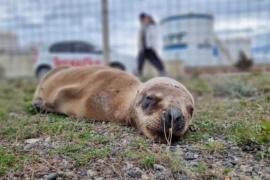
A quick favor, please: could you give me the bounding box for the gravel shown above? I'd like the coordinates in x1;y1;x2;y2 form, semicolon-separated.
1;123;270;179
47;172;58;180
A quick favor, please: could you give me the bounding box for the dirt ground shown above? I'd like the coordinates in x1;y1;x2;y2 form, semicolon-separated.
0;72;270;179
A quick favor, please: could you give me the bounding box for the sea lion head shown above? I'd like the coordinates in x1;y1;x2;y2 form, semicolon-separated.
133;77;194;143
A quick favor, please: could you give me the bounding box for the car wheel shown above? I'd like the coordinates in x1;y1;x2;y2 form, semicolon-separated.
109;62;126;71
37;67;51;78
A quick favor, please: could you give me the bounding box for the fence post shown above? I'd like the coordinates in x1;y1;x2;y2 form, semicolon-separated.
101;0;110;66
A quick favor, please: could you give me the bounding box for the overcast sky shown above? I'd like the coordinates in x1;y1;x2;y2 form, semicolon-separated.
0;0;269;61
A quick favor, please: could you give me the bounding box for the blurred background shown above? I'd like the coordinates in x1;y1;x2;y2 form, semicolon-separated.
0;0;269;78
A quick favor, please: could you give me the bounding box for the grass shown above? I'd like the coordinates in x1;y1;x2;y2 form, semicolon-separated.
0;73;270;178
0;146;21;174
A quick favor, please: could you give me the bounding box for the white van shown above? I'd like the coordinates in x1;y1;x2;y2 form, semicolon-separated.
33;40;136;78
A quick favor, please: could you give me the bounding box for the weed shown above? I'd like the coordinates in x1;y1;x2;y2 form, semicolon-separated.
199;141;225;151
130;139;147;148
223;167;233;174
214;79;256;97
73;145;111;165
142;153;155;166
0;146;21;175
190;161;205;174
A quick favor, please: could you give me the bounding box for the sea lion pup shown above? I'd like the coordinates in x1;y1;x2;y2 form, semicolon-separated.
32;65;195;143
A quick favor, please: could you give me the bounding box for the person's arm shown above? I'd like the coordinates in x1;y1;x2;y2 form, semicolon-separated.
146;25;157;50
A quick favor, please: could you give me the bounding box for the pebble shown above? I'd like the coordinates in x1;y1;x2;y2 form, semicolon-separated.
58;171;65;176
231;146;239;150
142;174;150;180
266;167;270;174
79;170;87;176
47;172;58;180
127;170;137;178
45;137;51;143
23;144;32;151
59;159;69;168
87;169;98;177
153;164;165;171
184;156;196;161
40;150;47;156
190;161;199;167
223;161;234;168
134;167;143;175
25;138;40;144
194;153;199;158
175;148;184;156
65;171;73;177
95;178;104;180
8;172;14;178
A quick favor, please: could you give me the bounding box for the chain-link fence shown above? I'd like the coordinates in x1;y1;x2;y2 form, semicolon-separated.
0;0;269;78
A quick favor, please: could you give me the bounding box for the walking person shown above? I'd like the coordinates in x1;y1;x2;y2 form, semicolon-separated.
136;13;166;77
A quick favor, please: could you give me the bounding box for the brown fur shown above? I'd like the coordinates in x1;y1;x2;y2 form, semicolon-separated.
33;65;194;143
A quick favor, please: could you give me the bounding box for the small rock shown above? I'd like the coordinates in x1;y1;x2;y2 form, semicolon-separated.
45;144;52;150
184;156;196;161
240;165;249;172
231;147;239;150
79;170;87;176
87;169;98;177
142;174;150;180
97;159;105;163
190;161;199;167
127;171;137;178
225;176;230;180
45;137;51;143
95;178;103;180
59;159;69;168
58;171;65;176
125;162;133;170
194;153;199;158
175;149;184;156
245;171;252;176
134;167;143;175
223;162;234;168
208;137;214;142
265;167;270;174
40;150;47;156
65;172;73;177
153;164;165;171
8;172;14;178
239;175;252;180
23;144;32;151
25;138;40;144
35;172;49;178
47;173;58;180
231;161;238;165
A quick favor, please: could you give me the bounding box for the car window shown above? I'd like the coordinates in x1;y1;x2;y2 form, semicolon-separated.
49;42;73;53
73;42;94;53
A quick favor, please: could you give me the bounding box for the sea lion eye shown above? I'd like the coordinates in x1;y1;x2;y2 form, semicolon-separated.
188;106;194;116
142;95;155;110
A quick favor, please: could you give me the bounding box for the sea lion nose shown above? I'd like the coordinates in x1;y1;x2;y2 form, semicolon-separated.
164;107;185;130
32;99;43;108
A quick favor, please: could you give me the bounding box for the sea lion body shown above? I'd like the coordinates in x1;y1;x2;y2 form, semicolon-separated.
33;65;194;143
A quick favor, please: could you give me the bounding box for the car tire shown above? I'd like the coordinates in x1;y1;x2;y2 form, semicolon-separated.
36;67;51;78
109;62;126;71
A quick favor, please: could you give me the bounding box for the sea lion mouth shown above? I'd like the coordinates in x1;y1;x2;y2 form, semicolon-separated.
146;126;180;142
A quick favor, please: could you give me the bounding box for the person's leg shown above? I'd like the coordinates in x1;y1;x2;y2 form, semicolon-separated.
145;49;166;76
137;51;146;76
